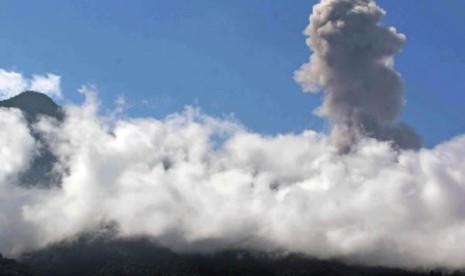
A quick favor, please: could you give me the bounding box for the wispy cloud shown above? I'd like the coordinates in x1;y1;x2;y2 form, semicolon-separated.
0;69;62;100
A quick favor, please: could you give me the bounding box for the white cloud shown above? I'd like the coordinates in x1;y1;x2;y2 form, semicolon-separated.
0;108;37;255
0;69;28;99
0;69;62;100
29;74;62;99
1;93;465;269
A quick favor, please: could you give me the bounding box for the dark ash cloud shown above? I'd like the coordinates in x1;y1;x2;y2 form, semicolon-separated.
295;0;422;152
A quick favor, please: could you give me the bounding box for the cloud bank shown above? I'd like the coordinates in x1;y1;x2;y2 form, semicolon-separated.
0;69;62;100
0;88;464;269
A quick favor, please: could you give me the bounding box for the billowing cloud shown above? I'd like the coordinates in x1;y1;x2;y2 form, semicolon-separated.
0;69;62;100
29;74;62;99
0;108;37;255
0;70;28;99
0;90;464;269
295;0;421;152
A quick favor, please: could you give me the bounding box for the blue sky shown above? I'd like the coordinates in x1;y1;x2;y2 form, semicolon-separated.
0;0;464;147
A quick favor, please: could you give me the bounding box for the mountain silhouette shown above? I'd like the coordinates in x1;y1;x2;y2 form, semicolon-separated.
20;234;456;276
0;91;62;188
0;253;31;276
0;91;63;122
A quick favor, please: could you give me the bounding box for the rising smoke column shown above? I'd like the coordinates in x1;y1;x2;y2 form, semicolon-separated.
295;0;422;152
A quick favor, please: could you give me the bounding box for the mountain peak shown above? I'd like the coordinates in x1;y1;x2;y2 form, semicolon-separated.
0;91;62;120
0;91;63;188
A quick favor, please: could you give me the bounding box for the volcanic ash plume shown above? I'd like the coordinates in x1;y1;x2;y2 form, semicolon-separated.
295;0;422;152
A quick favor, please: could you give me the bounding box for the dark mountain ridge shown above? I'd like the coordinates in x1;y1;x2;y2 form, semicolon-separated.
19;234;461;276
0;91;62;188
0;91;63;122
0;253;31;276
